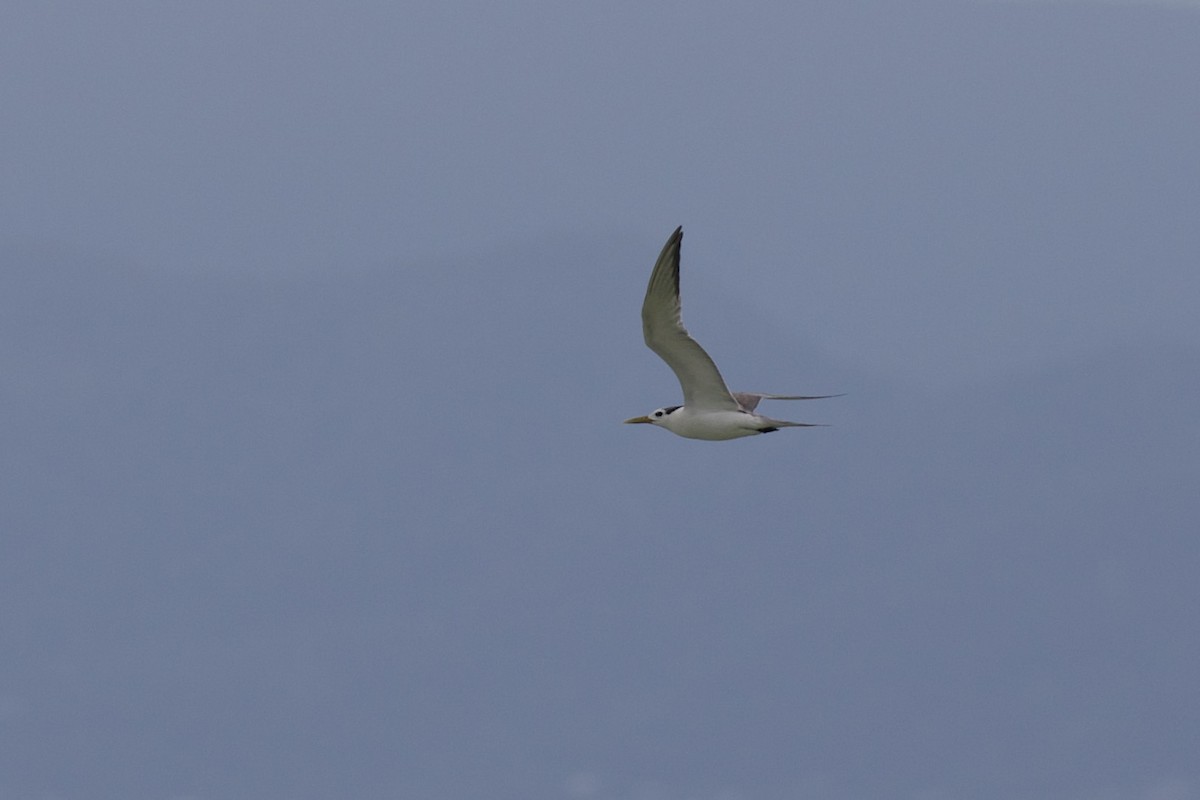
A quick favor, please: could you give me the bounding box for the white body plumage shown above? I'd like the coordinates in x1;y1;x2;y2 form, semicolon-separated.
634;405;810;441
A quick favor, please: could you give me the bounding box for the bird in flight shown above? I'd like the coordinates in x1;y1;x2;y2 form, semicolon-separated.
624;226;838;440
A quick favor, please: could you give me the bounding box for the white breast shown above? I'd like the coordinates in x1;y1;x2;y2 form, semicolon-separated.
659;408;764;440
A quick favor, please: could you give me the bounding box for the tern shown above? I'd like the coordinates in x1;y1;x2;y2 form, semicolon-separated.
624;226;837;440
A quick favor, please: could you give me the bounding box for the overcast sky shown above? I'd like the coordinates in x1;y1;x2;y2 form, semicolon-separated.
3;2;1199;799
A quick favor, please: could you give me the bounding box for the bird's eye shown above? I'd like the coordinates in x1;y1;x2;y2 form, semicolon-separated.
654;410;663;417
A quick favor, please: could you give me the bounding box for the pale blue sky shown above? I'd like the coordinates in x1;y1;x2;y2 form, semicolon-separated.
3;3;1198;799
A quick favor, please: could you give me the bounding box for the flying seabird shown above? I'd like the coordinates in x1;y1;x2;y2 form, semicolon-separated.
624;226;837;440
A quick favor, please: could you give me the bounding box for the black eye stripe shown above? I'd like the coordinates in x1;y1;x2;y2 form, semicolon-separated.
663;406;681;415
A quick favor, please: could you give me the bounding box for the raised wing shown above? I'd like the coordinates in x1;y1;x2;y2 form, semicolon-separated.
641;227;739;412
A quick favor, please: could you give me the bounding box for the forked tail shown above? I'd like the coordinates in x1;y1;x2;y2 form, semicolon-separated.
756;417;828;433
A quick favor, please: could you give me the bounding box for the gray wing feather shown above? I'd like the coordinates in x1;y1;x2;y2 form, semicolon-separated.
732;392;845;412
641;227;739;411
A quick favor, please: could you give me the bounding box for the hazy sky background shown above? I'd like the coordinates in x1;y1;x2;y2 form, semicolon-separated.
3;2;1198;799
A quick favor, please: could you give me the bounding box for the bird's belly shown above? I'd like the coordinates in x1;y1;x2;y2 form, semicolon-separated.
668;410;762;440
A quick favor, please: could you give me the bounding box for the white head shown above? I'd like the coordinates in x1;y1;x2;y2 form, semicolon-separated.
623;405;681;429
